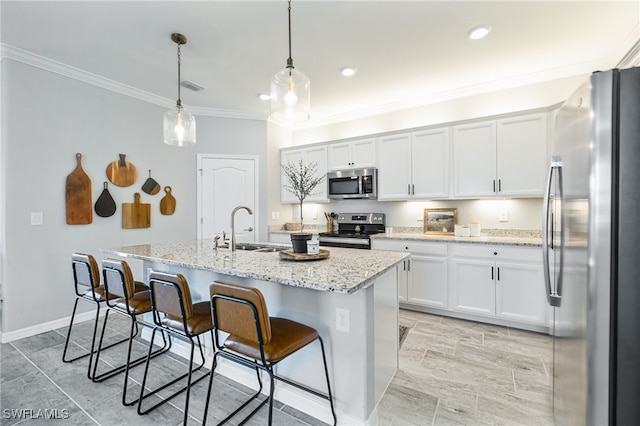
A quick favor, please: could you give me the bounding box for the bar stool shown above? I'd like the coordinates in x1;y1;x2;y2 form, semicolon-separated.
137;270;214;425
203;280;336;426
93;259;171;405
62;253;129;377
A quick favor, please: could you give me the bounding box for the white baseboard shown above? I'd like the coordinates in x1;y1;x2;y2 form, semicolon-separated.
1;310;95;343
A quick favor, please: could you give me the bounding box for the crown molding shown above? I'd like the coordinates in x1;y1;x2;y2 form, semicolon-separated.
0;44;265;121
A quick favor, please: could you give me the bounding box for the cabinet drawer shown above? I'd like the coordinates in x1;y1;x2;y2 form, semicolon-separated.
450;244;539;262
372;239;447;256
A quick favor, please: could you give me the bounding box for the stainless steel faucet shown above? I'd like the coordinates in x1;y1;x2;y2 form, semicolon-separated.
230;205;253;251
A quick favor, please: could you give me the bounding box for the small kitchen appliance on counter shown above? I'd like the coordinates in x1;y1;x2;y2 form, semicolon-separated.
318;213;385;249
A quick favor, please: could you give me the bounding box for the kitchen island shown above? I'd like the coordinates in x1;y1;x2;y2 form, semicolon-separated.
103;239;408;425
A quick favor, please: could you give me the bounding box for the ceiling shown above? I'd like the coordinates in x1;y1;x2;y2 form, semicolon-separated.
1;1;639;127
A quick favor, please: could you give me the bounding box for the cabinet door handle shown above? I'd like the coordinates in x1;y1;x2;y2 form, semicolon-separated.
498;179;502;192
408;184;411;195
491;266;494;280
497;267;500;281
412;184;415;195
493;179;496;192
407;259;411;272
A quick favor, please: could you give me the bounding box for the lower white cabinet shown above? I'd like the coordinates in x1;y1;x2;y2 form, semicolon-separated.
372;240;448;309
373;239;548;330
449;244;547;326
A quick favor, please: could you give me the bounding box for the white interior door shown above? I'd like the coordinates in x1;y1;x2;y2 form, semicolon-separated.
198;155;258;242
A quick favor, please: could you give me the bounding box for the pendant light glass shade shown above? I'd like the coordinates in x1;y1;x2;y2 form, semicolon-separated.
269;0;310;124
163;102;196;146
270;66;310;123
164;33;196;146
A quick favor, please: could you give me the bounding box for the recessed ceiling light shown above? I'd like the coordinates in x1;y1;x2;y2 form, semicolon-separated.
258;93;270;101
340;66;357;77
468;25;492;40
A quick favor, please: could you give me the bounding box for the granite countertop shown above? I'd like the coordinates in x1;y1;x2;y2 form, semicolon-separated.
102;239;408;295
270;225;543;247
371;230;542;247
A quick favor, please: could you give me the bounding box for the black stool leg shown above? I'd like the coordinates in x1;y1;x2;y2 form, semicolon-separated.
318;336;337;426
62;298;86;363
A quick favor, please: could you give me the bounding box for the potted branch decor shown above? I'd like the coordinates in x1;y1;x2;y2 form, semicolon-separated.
282;160;325;253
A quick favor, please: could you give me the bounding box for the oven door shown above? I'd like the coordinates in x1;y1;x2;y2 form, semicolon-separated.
328;175;361;199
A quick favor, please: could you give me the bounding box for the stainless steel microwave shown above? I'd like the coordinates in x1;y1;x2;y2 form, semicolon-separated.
327;168;378;200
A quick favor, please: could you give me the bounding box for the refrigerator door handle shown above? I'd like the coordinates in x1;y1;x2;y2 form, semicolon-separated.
542;157;563;307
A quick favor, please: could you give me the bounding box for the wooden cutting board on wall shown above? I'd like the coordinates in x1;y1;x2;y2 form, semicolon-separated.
65;153;93;225
160;186;176;215
106;154;138;187
122;192;150;229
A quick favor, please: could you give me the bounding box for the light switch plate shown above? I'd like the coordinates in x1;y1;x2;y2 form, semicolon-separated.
499;210;509;222
31;212;44;226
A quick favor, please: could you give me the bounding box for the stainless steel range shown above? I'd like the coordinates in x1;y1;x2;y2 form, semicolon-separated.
318;213;385;250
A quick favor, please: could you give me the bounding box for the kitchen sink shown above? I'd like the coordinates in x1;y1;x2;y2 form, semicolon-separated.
235;244;287;252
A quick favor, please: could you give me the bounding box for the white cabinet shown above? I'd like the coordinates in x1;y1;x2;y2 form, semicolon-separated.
328;138;376;170
372;240;448;309
449;244;547;326
452;113;547;198
280;145;328;203
377;127;449;200
496;114;548;196
452;122;497;197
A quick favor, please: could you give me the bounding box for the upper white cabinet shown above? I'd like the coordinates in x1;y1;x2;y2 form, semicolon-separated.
280;145;328;203
328;138;376;170
496;114;548;196
452;113;547;198
377;127;450;200
452;121;497;197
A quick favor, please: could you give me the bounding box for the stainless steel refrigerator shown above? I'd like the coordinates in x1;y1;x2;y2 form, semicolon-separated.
543;67;640;425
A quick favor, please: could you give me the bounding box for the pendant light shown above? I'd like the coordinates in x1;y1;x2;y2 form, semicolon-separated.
270;0;310;124
163;33;196;146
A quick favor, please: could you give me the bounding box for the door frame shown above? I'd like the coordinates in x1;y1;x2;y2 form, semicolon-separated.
196;153;260;240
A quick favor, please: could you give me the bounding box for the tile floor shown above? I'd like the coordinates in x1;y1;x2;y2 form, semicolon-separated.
0;309;553;425
378;309;554;426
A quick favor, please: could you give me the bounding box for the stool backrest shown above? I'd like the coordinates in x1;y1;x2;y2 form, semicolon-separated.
209;281;272;344
72;253;100;294
102;258;135;301
149;271;193;320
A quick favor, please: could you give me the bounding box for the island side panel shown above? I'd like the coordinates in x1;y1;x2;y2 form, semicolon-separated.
373;266;400;408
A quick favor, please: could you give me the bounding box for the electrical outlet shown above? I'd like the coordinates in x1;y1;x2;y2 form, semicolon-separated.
336;308;350;332
499;210;509;222
312;210;318;220
416;211;423;221
271;211;276;220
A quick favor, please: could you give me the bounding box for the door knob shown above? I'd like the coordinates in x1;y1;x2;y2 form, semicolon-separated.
243;227;254;232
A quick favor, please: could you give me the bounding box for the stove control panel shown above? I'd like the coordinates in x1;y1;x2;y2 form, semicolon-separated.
337;213;385;225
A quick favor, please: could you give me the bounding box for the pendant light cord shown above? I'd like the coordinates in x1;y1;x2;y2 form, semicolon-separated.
286;0;293;69
176;42;182;107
